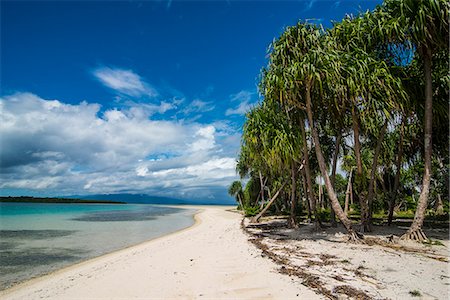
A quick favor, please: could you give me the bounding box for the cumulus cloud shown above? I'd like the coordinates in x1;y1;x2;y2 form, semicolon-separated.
225;90;257;116
0;93;238;200
93;67;158;97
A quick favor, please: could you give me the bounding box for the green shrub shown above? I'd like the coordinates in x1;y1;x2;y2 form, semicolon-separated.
317;208;331;221
243;206;260;217
394;210;415;219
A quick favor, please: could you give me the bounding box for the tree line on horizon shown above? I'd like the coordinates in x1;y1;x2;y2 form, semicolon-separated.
229;0;448;242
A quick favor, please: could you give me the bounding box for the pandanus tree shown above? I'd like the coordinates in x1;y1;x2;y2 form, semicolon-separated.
238;107;270;209
378;0;449;241
261;27;324;228
240;101;303;224
330;14;406;232
228;181;244;209
264;22;362;239
235;0;448;244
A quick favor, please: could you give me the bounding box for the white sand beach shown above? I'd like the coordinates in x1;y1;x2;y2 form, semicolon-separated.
0;206;321;300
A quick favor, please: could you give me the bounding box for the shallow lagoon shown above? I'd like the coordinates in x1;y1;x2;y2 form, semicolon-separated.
0;202;196;290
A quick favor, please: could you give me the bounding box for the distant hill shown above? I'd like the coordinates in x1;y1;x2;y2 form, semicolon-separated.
66;193;235;205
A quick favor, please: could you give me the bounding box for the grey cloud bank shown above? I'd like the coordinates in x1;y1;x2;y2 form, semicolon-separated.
0;93;238;201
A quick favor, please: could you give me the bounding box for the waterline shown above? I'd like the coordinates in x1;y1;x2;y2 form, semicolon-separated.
0;203;196;290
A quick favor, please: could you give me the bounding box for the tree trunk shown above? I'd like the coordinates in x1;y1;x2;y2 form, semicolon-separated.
401;46;433;242
352;105;363;175
288;162;298;228
305;83;360;239
319;181;323;209
282;192;289;211
350;183;354;205
252;182;287;223
366;121;388;229
258;171;265;209
344;169;353;216
330;132;342;227
237;193;243;210
352;104;370;232
435;193;444;215
388;116;405;225
300;118;321;227
302;169;312;221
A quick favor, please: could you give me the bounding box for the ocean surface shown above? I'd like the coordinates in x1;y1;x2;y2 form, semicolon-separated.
0;202;196;290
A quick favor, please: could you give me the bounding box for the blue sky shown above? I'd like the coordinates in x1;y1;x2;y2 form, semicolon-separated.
1;0;380;202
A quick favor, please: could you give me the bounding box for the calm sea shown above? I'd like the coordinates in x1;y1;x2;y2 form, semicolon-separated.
0;202;196;290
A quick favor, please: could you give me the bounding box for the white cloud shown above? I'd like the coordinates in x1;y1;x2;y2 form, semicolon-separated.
190;126;216;152
182;98;215;115
225;101;254;116
303;0;316;11
152;157;236;181
0;93;238;200
93;67;158;97
225;90;257;116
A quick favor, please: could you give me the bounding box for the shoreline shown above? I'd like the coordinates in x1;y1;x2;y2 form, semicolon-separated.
0;205;207;295
1;206;321;300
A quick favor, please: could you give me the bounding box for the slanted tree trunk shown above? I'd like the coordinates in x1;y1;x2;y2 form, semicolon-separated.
330;132;342;227
401;47;433;242
300;117;322;228
305;83;361;240
352;104;370;232
344;169;353;216
366;121;388;229
288;162;298;228
237;194;243;210
388;117;405;225
252;182;287;223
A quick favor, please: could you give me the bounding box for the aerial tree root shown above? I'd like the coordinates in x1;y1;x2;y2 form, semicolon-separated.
400;228;428;242
359;223;372;233
287;217;299;229
348;231;364;243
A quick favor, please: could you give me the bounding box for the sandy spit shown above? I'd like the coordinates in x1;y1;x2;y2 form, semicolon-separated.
0;206;321;300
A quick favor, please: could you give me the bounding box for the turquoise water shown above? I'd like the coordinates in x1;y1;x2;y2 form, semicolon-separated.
0;202;196;290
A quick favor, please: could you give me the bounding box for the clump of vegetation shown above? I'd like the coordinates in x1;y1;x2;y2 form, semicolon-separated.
229;0;448;243
243;206;260;217
422;239;445;247
409;290;421;297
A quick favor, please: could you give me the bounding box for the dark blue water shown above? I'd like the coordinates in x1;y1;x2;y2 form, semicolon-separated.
0;203;196;290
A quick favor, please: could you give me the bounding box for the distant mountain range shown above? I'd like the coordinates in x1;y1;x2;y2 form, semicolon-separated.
66;193;235;205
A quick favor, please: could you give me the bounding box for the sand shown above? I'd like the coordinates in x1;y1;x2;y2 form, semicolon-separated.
0;206;322;300
244;217;450;299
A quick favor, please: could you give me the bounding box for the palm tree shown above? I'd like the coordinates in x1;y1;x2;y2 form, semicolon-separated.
228;181;244;209
330;12;406;232
380;0;449;241
240;100;303;224
265;22;362;239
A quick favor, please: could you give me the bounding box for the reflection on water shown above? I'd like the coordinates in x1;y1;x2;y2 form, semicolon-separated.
1;247;88;267
71;206;179;222
0;203;195;290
